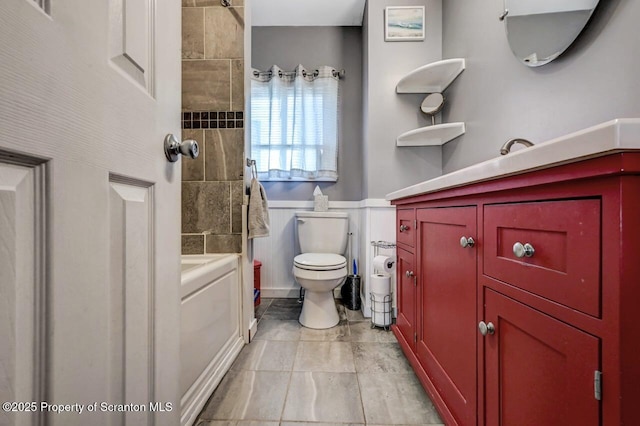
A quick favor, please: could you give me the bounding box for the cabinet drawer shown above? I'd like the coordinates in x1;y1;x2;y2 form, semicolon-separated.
397;209;415;248
484;199;601;317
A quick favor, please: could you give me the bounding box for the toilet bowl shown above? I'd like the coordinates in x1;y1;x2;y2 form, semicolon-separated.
293;253;347;329
293;211;349;329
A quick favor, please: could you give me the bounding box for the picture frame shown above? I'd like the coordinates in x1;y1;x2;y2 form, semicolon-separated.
385;6;425;42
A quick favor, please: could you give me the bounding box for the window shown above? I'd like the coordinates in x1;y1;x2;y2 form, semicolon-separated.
250;65;340;181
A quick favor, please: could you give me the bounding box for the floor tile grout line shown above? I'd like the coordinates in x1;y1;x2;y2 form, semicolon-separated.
276;337;297;423
352;335;368;425
277;370;296;423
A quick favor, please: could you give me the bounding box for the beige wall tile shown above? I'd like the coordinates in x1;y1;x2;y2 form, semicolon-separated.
204;6;244;59
231;180;244;233
182;129;205;181
182;235;205;254
182;8;205;59
204;129;244;181
206;234;242;253
231;59;244;111
182;60;231;111
182;181;231;233
182;0;245;249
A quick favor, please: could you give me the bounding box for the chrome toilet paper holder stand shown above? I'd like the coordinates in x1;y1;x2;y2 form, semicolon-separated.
370;241;396;330
371;240;396;274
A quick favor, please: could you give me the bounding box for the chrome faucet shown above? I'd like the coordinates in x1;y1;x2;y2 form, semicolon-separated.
500;138;534;155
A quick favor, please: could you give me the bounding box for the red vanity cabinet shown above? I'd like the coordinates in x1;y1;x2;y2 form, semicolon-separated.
391;152;640;426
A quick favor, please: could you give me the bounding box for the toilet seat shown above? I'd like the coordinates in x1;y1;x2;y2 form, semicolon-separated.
294;253;347;271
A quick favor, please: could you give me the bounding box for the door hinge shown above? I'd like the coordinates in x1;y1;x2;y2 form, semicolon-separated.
414;332;417;343
414;219;417;229
413;275;417;286
594;370;602;401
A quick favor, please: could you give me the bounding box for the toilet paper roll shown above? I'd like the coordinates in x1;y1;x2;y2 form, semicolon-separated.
370;273;390;296
372;255;395;273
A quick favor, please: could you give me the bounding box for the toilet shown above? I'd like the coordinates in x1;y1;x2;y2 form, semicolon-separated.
293;211;349;329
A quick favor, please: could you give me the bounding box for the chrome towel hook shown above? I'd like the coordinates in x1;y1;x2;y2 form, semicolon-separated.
221;0;231;6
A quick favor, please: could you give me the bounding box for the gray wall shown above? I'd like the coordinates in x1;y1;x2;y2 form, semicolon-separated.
441;0;639;173
362;0;444;199
251;26;364;201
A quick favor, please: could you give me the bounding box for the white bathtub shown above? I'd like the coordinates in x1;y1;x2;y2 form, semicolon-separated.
180;254;244;426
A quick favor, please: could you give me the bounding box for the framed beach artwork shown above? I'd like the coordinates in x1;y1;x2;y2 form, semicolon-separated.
385;6;425;41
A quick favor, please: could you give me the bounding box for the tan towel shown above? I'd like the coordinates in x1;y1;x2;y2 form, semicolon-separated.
248;178;270;239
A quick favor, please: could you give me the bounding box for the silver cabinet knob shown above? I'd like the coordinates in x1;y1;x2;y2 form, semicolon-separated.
513;242;535;258
164;133;199;162
405;270;415;278
478;321;495;336
460;236;475;248
399;224;410;232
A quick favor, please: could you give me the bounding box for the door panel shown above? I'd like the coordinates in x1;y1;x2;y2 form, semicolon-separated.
396;247;416;349
108;0;154;91
484;289;600;426
108;180;154;425
0;0;181;424
416;207;477;426
0;160;46;426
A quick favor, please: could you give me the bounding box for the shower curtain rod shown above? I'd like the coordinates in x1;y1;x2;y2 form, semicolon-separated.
252;68;345;79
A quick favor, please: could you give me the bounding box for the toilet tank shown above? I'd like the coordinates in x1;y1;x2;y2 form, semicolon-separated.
295;211;349;254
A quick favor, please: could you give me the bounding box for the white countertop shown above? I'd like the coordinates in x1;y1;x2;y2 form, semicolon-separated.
386;118;640;201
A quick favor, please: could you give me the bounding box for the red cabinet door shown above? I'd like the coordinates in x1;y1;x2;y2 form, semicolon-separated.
396;247;417;350
484;289;600;426
416;207;477;425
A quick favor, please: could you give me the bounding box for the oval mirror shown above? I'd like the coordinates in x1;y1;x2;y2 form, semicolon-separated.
503;0;599;67
420;93;445;115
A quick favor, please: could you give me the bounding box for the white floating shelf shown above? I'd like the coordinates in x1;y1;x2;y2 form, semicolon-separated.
396;58;466;94
396;123;466;147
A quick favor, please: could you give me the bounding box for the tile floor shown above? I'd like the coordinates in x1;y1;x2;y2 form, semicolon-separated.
196;298;444;426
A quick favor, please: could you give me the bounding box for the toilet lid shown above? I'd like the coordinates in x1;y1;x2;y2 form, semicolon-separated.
294;253;347;271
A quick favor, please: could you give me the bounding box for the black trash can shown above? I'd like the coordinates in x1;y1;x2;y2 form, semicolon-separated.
341;274;361;311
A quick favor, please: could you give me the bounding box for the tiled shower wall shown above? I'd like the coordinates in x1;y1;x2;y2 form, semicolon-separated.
181;0;245;254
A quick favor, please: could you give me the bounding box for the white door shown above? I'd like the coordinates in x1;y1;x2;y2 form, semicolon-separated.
0;0;182;425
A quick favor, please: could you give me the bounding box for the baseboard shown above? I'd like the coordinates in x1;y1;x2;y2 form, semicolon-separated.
248;317;258;342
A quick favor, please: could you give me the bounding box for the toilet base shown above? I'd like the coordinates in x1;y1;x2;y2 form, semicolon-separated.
299;290;340;329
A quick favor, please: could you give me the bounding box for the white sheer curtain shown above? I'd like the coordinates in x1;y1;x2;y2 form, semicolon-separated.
250;64;340;181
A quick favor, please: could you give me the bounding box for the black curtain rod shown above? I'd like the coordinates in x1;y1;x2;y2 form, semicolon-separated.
252;69;345;79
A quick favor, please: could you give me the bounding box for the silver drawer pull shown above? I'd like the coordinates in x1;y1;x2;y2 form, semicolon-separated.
399;224;410;232
478;321;495;336
460;236;475;248
405;270;415;278
513;242;535;258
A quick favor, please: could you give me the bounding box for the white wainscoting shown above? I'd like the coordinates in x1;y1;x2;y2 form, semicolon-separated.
253;200;396;318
